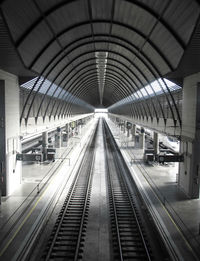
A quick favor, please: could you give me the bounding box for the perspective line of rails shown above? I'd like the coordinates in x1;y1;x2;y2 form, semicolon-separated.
41;121;99;260
103;120;152;260
1;118;175;261
0;120;97;261
32;118;170;261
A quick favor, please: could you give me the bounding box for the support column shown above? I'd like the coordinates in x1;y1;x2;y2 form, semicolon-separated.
61;124;69;147
55;127;61;148
139;132;145;150
0;80;5;199
123;121;126;133
126;122;132;137
78;120;82;135
71;121;75;135
42;131;48;161
65;123;69;141
120;120;123;131
116;117;119;126
0;70;21;196
179;73;200;198
153;132;159;155
131;124;136;141
127;122;129;137
75;121;78;135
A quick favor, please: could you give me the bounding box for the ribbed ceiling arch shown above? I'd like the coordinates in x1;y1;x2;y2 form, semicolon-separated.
1;0;200;124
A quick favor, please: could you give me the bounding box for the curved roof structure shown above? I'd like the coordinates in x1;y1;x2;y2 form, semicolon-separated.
0;0;200;124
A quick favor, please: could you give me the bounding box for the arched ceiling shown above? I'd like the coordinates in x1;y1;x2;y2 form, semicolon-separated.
0;0;199;109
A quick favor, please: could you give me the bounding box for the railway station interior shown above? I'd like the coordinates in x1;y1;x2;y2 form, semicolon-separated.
1;0;200;260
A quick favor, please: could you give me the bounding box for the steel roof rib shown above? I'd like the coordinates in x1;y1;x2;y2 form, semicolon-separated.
32;33;162;119
16;22;172;122
12;0;185;52
62;73;141;119
36;37;161;117
19;26;179;123
22;0;79;124
125;0;185;49
0;0;199;125
59;67;137;118
34;34;177;122
53;58;148;118
40;43;166;121
26;20;174;71
44;33;166;117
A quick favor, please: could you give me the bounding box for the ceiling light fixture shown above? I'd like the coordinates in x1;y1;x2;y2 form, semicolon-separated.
95;52;108;105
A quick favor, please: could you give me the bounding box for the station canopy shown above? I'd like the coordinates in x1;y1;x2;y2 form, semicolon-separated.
0;0;199;109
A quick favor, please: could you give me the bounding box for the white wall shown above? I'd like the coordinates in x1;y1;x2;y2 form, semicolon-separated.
181;73;200;139
179;72;200;198
0;69;21;195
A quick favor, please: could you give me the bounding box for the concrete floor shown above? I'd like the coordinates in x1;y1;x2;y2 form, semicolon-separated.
107;118;200;260
1;116;200;260
83;119;111;261
0;118;97;260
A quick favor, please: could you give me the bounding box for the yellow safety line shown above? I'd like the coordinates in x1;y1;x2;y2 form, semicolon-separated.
127;150;195;254
0;160;65;257
0;128;92;256
108;123;196;256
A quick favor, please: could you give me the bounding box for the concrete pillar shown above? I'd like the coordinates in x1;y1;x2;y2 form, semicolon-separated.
153;132;159;155
0;70;21;196
139;133;145;150
42;131;48;161
75;121;79;135
61;131;67;147
131;124;136;141
179;72;200;198
78;122;82;135
116;117;119;126
123;121;126;133
65;123;69;141
71;121;76;136
55;127;61;148
126;122;132;137
120;121;123;131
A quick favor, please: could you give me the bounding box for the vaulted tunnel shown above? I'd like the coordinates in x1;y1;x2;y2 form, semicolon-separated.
0;0;199;128
2;1;200;259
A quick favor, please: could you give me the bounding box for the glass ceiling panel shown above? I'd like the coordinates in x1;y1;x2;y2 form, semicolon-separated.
109;78;181;109
20;76;90;107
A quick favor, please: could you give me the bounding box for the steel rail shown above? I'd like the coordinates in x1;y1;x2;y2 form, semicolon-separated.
42;120;98;260
103;127;123;260
103;119;152;260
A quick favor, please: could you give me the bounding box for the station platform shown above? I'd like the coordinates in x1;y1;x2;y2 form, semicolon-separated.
0;117;97;260
1;116;200;260
106;118;200;260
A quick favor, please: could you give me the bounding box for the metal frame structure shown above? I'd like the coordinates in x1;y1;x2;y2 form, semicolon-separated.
0;0;199;127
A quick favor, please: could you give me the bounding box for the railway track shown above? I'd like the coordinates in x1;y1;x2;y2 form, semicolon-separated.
103;120;153;261
41;121;99;260
36;119;169;261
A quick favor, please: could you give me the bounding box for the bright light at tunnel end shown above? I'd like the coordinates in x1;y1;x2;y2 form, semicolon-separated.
95;108;108;113
95;108;108;118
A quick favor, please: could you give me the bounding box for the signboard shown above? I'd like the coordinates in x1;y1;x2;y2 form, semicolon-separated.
16;153;43;162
